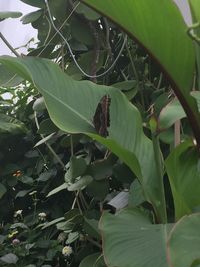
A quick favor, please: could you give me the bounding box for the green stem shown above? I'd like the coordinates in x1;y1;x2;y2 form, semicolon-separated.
70;135;74;156
34;111;66;170
195;43;200;90
126;42;145;107
0;32;20;57
151;133;167;223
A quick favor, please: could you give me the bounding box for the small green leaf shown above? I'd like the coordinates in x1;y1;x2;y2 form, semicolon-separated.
34;133;55;147
0;253;18;264
71;18;94;46
15;189;32;198
84;218;100;240
158;99;186;129
65;156;88;183
76;3;101;20
20;0;45;8
21;10;42;24
86;180;109;200
47;183;68;197
191;91;200;112
87;156;115;180
66;232;79;244
10;223;29;230
33;97;46;111
68;175;93;191
42;217;65;229
64;209;81;221
0;12;22;21
38;118;58;134
112;80;138;100
37;169;57;182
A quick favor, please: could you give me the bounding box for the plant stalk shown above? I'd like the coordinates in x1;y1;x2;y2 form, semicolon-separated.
0;32;20;57
151;133;167;223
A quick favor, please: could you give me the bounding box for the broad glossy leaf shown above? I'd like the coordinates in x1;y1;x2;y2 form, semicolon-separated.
83;0;200;143
0;56;166;221
165;140;200;220
100;208;172;267
167;213;200;267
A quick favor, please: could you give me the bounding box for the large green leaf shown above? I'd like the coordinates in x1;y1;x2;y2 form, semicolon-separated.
100;208;172;267
0;56;166;222
165;140;200;220
167;213;200;267
82;0;200;146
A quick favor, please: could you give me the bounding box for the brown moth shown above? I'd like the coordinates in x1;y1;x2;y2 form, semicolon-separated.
93;95;111;137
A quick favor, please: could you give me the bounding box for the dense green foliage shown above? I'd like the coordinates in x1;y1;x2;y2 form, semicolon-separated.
0;0;200;266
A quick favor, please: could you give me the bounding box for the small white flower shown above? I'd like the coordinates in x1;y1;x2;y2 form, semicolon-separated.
14;210;23;217
62;245;73;257
38;212;47;221
12;238;20;245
